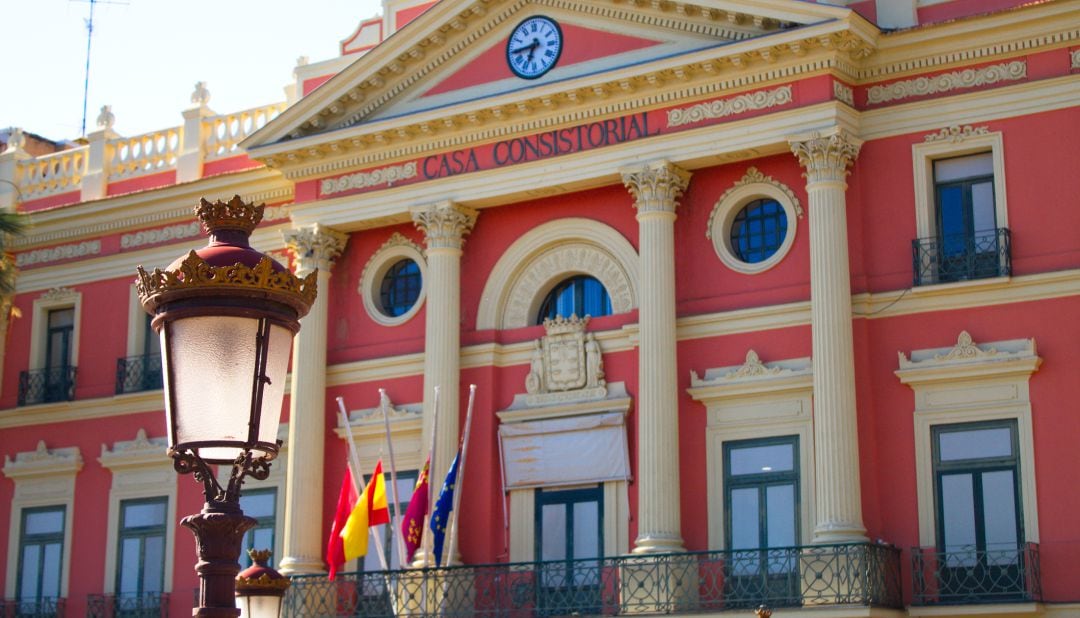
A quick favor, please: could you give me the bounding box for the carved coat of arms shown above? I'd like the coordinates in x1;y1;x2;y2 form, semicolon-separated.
526;315;604;395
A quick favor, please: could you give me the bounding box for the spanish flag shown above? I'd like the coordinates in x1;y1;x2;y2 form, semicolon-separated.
341;460;390;561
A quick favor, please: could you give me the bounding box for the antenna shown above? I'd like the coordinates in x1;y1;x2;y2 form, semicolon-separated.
72;0;128;137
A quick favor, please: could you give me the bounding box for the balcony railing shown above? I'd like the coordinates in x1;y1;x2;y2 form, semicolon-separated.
18;366;76;406
115;355;163;394
284;543;901;617
911;543;1042;605
911;228;1011;286
86;593;169;618
0;597;66;617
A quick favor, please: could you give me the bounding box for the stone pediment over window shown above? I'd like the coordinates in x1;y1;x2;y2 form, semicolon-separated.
99;429;169;471
896;330;1040;384
334;396;425;472
243;0;869;170
2;440;82;480
689;349;812;401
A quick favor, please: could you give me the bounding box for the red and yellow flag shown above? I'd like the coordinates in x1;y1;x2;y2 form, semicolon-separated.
341;460;390;561
326;467;359;580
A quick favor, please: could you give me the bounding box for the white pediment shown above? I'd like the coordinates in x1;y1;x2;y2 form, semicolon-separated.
245;0;855;150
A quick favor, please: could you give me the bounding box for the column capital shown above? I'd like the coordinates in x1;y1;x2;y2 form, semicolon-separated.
621;160;691;216
788;129;863;185
283;224;348;275
411;201;478;251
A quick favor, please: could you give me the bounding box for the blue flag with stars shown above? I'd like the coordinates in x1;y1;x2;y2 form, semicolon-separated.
429;451;460;566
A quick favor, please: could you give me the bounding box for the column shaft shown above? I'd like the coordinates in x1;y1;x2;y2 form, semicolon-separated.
790;130;867;543
279;225;347;575
622;161;690;554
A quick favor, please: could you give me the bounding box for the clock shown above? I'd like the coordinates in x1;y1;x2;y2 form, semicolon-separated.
506;16;563;79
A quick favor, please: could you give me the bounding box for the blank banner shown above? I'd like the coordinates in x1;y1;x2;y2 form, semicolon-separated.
499;412;630;490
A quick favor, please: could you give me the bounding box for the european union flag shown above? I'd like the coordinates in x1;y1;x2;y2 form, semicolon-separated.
429;451;460;566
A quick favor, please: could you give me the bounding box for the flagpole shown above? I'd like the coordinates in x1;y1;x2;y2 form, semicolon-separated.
445;384;477;567
337;397;388;571
379;389;408;570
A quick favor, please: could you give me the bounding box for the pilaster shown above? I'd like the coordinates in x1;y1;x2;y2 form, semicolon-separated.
410;201;477;565
178;82;214;184
789;128;867;543
621;160;690;554
82;106;118;202
278;224;347;575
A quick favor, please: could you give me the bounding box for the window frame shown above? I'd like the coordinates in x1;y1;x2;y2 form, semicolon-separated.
707;171;801;275
534;484;605;564
912;129;1008;243
115;496;168;597
722;435;801;552
535;275;613;324
16;505;66;605
29;288;81;373
359;233;427;327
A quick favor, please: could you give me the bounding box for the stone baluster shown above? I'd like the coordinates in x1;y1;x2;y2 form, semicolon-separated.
789;129;867;543
279;224;348;575
622;160;691;554
410;201;477;566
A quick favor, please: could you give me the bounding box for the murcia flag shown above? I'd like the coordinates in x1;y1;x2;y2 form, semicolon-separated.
401;455;430;563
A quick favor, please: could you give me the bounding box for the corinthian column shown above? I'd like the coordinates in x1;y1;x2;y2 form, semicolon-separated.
278;224;348;575
411;201;477;564
622;161;691;554
789;129;867;543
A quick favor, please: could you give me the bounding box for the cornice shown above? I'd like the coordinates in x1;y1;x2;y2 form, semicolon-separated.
255;21;871;178
0;390;164;429
11;169;292;250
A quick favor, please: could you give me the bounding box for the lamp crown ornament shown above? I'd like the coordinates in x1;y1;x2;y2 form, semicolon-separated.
236;549;290;592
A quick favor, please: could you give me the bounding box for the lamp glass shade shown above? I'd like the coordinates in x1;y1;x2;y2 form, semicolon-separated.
237;593;282;618
162;315;293;462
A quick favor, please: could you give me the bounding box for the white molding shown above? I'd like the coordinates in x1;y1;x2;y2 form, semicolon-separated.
29;287;82;373
358;233;428;326
15;240;101;268
3;441;82;599
120;222;201;250
911;128;1006;240
99;429;177;594
476;218;639;330
896;331;1041;547
867;60;1027;105
706;166;801;275
687;353;814;550
667;85;793;128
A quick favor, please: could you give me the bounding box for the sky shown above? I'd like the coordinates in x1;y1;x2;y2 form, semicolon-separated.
2;0;385;142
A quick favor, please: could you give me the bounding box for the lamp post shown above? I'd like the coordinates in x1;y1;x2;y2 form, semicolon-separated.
235;549;289;618
136;195;316;617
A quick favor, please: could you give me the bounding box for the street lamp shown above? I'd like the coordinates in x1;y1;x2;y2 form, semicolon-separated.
136;196;316;616
235;549;289;618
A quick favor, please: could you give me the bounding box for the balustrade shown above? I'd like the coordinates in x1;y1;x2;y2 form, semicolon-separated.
108;128;181;180
86;593;169;618
203;102;286;160
0;597;66;617
16;148;87;199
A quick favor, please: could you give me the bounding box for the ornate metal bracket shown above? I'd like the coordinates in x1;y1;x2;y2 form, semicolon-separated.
171;447;272;507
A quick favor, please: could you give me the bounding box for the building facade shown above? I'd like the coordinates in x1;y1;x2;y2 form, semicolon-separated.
2;0;1079;616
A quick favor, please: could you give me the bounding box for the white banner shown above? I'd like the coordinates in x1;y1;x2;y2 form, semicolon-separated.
499;412;630;490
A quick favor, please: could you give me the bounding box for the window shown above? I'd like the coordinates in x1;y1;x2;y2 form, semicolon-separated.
931;421;1026;601
535;486;603;613
41;308;74;403
910;128;1009;286
23;288;81;406
17;506;65;613
729;199;788;264
360;233;427;326
116;498;166;609
239;489;277;569
723;436;800;607
536;276;611;323
707;168;801;275
117;314;163;394
379;259;422;318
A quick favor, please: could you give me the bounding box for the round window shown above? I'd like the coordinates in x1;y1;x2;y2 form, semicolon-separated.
729;198;788;264
379;258;422;317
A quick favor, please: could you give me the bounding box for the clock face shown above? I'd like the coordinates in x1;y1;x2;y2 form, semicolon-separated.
506;16;563;79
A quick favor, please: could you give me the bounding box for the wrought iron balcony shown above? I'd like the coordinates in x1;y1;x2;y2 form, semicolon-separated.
86;593;169;618
115;355;163;394
912;543;1042;605
0;597;66;617
284;542;901;617
17;366;76;406
911;228;1011;286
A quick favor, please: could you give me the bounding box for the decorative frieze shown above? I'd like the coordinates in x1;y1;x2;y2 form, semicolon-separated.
99;428;169;469
263;204;291;221
897;330;1026;370
120;222;200;249
320;161;418;196
833;81;854;106
866;60;1027;104
923;124;991;143
16;240;101;267
39;286;79;303
1071;49;1080;69
667;85;792;127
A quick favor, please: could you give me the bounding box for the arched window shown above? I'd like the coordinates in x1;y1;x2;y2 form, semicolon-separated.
729;198;788;264
379;258;422;317
536;276;612;324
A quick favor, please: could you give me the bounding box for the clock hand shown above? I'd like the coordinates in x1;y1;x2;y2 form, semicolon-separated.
509;39;540;55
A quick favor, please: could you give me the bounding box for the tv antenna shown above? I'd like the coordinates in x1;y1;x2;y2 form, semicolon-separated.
72;0;128;137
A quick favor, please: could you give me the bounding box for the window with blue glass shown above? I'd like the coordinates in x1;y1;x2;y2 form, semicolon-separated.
239;488;277;569
536;276;612;324
932;152;1000;282
535;485;603;613
17;506;65;611
729;199;788;264
116;498;166;604
379;259;422;317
